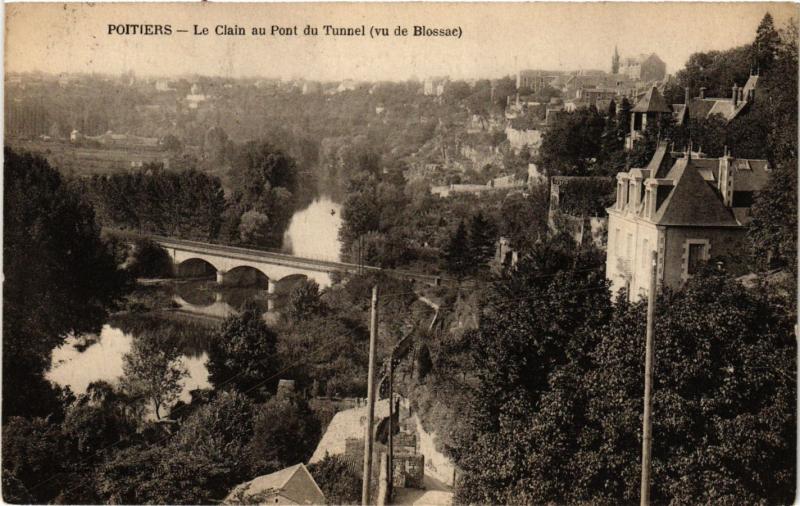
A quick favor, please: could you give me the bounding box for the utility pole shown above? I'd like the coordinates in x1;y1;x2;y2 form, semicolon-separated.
362;285;379;505
388;353;394;501
640;251;658;506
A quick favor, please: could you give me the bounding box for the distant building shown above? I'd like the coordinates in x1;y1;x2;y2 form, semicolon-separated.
337;79;357;93
517;70;561;93
627;86;672;149
672;72;759;125
224;464;326;505
75;130;160;149
619;53;666;82
424;77;448;96
302;81;322;95
154;80;173;92
430;174;525;198
186;84;208;108
545;97;565;123
606;142;770;300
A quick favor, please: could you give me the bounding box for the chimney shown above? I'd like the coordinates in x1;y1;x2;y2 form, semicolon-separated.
699;87;706;99
719;150;734;206
684;87;690;104
732;84;739;106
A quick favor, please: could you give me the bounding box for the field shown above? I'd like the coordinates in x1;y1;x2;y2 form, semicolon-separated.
7;138;171;176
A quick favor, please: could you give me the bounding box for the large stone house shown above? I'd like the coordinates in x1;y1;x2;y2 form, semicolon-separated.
672;72;759;125
606;142;769;301
619;53;667;82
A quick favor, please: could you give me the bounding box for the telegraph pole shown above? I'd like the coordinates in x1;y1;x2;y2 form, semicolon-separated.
388;353;394;500
640;251;658;506
362;285;379;505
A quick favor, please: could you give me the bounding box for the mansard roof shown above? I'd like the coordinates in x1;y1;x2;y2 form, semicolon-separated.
653;157;739;226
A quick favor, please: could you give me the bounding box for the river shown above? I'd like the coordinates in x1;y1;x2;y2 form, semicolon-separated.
46;195;344;415
282;195;343;261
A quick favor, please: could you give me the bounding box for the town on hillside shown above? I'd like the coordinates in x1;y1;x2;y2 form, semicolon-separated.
3;3;797;506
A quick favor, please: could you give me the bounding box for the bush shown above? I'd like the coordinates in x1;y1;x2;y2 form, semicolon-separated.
127;239;173;279
307;454;362;505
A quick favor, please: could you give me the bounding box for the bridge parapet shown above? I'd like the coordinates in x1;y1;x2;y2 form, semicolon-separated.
105;228;450;288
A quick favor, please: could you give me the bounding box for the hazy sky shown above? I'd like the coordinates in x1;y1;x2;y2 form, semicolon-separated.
5;3;798;81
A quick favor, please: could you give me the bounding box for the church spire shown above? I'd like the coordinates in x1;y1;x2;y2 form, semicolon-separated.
612;45;620;74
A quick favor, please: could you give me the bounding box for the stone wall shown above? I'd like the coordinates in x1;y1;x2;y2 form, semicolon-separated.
393;454;425;489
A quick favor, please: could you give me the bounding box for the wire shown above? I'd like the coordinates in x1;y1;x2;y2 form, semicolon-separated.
29;264;609;498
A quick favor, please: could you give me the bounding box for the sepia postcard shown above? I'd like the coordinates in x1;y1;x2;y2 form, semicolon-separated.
3;2;798;505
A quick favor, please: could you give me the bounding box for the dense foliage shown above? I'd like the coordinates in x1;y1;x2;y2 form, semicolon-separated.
78;165;225;240
307;454;362;505
435;247;795;504
3;148;130;420
208;302;281;401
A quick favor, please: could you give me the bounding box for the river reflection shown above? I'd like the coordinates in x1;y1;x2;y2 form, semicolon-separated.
46;324;211;409
171;279;286;320
46;232;319;418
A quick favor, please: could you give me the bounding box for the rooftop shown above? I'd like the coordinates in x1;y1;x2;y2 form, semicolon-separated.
632;86;671;113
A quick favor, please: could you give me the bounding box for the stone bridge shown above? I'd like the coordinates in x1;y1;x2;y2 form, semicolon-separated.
118;232;448;290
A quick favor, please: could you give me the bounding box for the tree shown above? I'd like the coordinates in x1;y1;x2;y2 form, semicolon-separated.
238;210;271;246
415;343;433;381
207;302;280;400
452;269;795;504
3;148;129;419
749;160;798;273
120;332;187;420
95;445;168;504
126;238;173;279
468;212;498;267
442;220;472;278
498;188;549;251
584;272;794;504
163;391;257;503
753;13;781;74
308;454;362;505
537;107;606;176
452;255;612;504
161;134;183;153
285;279;325;323
246;393;321;475
98;391;258;505
2;416;66;502
278;314;369;398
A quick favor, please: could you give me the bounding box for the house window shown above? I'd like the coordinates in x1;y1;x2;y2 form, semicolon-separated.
626;233;633;260
683;240;710;279
641;239;649;270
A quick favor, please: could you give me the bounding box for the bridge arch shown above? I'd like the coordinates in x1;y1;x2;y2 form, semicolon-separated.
163;242;338;290
273;273;310;294
175;257;218;278
220;265;270;288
